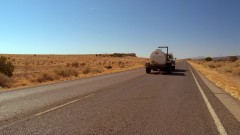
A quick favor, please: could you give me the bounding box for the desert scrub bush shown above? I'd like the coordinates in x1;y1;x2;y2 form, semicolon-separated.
90;68;103;74
205;57;213;61
118;61;125;68
37;72;55;83
71;62;79;68
0;73;12;87
54;69;69;77
80;63;86;67
82;66;91;74
207;62;216;68
104;65;112;69
0;55;15;77
223;67;233;73
229;56;238;62
214;62;222;68
16;78;31;86
119;64;125;68
54;68;79;77
232;67;240;76
68;68;79;77
66;62;71;67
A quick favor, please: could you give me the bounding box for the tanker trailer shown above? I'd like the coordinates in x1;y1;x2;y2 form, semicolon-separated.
145;46;172;74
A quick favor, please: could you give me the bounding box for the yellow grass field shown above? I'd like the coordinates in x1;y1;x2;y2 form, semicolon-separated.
0;54;147;90
188;59;240;100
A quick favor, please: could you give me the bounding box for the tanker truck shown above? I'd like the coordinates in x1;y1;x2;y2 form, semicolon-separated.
145;46;173;74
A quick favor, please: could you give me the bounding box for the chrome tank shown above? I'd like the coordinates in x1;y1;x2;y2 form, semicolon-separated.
150;49;166;65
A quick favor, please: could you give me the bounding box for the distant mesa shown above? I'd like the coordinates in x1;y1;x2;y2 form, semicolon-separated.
96;53;137;57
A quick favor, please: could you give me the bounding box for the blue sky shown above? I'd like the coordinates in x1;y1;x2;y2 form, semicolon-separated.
0;0;240;58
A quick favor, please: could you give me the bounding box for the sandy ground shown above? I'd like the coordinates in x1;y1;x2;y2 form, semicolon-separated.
188;60;240;100
0;54;147;90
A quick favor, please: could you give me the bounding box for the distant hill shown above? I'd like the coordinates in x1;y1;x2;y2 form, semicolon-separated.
191;55;240;60
213;55;240;60
96;53;137;57
191;56;205;60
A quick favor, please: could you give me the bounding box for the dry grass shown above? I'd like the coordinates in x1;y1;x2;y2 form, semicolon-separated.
188;60;240;100
0;73;12;88
0;54;147;89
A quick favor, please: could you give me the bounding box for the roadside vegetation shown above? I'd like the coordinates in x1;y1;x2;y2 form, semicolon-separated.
188;56;240;100
0;56;14;88
0;54;147;90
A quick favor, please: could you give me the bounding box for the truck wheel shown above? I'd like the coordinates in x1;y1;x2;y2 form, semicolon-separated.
146;68;151;74
166;64;171;74
172;66;175;71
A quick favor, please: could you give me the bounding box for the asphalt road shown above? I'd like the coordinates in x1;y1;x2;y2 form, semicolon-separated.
0;61;240;135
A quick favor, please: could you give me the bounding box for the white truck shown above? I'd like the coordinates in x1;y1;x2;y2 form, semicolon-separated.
145;46;175;74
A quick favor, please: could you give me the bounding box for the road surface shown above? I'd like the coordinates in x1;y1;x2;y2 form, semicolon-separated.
0;61;239;135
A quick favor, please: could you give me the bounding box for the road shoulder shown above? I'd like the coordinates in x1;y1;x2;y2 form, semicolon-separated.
194;66;240;122
188;63;240;134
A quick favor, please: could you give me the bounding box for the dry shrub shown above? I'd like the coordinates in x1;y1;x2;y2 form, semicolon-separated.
55;69;70;77
231;61;239;68
36;68;79;83
104;65;112;69
118;61;125;68
215;62;222;68
71;62;79;68
80;63;86;67
82;66;91;74
68;68;79;77
66;62;71;67
0;55;15;77
207;63;216;68
119;63;125;68
223;67;233;73
17;78;31;86
233;67;240;76
37;72;55;83
0;73;12;87
54;68;79;77
90;68;103;74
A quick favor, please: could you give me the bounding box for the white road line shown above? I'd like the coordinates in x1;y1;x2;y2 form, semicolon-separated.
34;94;95;116
188;65;228;135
